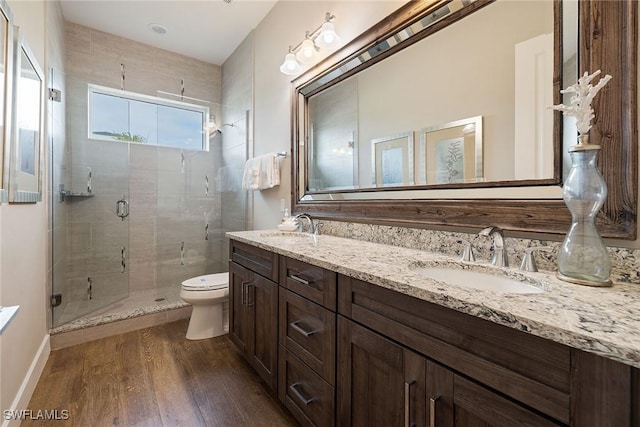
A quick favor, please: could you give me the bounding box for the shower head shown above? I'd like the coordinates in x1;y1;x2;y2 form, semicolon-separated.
216;123;236;135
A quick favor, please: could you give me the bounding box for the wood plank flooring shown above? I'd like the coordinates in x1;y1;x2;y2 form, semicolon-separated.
25;319;298;427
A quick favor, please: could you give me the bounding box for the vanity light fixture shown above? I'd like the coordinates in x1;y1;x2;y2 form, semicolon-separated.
279;12;341;75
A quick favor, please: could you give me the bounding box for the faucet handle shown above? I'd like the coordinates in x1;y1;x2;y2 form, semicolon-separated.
520;246;553;272
457;239;476;262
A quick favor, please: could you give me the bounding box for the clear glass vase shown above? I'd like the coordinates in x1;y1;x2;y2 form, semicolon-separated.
556;139;611;286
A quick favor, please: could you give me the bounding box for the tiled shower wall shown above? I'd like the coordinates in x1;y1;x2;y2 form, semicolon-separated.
54;22;244;326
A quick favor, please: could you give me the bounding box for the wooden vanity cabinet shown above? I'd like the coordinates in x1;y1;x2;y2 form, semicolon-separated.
278;256;337;426
338;274;639;427
228;241;639;426
337;317;561;427
337;316;427;427
229;241;279;391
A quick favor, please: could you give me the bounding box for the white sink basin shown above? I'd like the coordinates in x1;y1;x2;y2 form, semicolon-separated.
412;267;545;294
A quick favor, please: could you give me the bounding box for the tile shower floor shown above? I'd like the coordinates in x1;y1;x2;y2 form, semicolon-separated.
52;285;187;334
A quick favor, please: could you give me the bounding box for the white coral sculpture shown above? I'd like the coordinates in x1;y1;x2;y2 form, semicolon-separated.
551;70;612;137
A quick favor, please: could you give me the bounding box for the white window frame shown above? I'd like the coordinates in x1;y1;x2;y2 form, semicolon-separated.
87;84;210;151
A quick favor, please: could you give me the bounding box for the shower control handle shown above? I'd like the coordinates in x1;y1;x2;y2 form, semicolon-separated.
116;196;129;221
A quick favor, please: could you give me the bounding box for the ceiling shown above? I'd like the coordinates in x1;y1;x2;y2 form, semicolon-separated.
60;0;278;65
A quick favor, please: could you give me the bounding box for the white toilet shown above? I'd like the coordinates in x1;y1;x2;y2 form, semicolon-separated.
180;272;229;340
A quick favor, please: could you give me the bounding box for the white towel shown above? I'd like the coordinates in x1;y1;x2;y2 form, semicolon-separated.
241;153;280;190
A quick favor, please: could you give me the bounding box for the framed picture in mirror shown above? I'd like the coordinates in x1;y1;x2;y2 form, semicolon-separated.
371;131;414;187
420;116;483;185
0;1;13;203
8;27;44;203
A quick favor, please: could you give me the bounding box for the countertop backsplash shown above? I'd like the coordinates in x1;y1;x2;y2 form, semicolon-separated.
317;221;640;285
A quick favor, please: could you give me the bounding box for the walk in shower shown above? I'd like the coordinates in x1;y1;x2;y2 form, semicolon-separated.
49;29;249;329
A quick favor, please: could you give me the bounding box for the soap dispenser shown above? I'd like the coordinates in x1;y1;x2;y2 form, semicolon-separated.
278;209;297;231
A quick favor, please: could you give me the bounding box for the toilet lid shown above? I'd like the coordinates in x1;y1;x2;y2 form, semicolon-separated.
181;273;228;291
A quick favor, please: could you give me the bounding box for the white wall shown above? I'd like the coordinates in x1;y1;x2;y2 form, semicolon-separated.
0;1;51;422
251;1;404;229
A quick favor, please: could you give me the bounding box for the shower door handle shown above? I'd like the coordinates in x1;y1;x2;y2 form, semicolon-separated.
121;247;126;273
116;196;129;220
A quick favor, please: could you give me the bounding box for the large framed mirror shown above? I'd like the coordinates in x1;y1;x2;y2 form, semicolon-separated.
290;0;637;239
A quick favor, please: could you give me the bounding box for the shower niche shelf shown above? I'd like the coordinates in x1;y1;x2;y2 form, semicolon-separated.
59;190;94;202
59;185;94;202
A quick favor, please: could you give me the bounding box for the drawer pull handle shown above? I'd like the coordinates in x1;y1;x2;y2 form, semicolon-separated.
241;281;247;305
290;320;317;337
247;283;255;307
242;279;255;307
429;395;440;427
289;274;311;286
289;382;314;405
405;380;414;427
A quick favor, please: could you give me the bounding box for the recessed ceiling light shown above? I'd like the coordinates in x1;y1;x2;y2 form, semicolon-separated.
148;23;168;35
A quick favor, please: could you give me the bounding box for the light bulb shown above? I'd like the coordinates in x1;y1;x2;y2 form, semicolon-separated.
315;21;341;49
280;53;302;75
296;39;319;65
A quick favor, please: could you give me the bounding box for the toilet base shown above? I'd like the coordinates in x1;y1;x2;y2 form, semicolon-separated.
186;302;228;340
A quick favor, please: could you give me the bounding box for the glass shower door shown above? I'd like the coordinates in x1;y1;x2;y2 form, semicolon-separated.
52;75;130;326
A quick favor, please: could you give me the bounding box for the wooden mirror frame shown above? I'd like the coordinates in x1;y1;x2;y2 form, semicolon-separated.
290;0;637;239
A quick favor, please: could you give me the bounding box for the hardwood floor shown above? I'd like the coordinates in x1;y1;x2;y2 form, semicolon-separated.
25;319;298;427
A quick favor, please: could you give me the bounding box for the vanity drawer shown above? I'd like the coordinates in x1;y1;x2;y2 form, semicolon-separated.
338;274;571;424
230;240;278;282
281;257;336;310
279;347;335;427
280;288;336;385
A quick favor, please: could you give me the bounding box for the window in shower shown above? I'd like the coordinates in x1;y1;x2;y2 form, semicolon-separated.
88;84;209;151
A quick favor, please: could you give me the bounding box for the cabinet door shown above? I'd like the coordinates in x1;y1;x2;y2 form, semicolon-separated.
426;361;562;427
337;317;426;427
229;261;252;354
248;274;279;391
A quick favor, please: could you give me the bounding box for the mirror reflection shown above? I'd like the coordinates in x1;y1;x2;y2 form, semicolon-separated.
10;37;44;202
304;0;567;193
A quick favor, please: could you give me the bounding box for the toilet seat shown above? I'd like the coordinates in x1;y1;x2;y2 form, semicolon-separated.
181;273;228;291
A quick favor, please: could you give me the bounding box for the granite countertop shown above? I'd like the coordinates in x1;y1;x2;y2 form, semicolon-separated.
227;230;640;369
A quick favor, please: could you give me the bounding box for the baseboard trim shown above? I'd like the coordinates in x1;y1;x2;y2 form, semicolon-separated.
1;334;50;427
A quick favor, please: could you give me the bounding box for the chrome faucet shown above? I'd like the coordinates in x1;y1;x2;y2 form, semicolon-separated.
293;213;316;235
478;226;509;267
